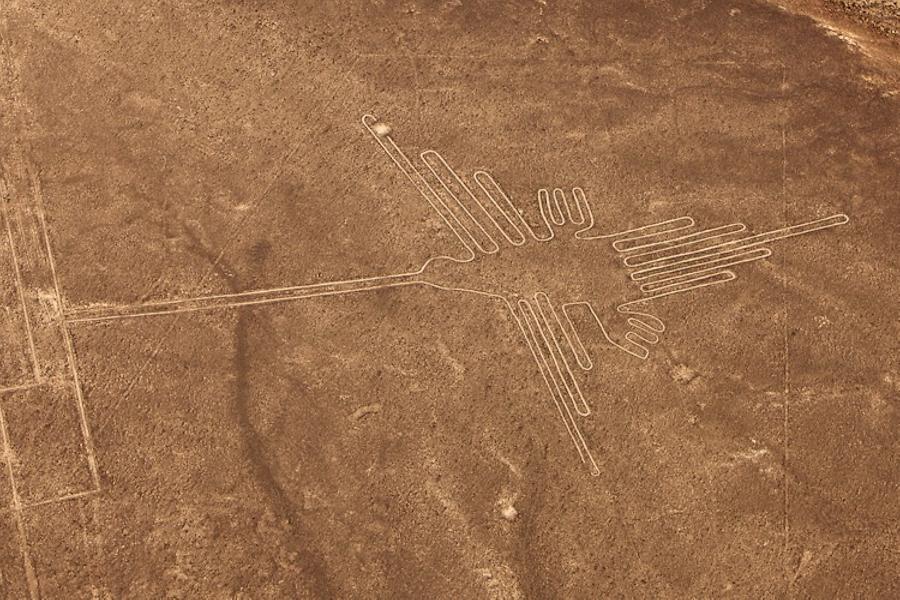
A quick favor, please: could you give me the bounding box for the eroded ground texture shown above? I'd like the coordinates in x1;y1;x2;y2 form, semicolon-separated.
1;1;898;598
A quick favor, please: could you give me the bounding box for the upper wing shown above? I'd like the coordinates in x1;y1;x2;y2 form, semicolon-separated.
363;114;539;257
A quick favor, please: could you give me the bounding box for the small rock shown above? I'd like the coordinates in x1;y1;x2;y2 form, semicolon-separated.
500;504;518;521
349;403;382;421
670;364;699;385
372;122;392;137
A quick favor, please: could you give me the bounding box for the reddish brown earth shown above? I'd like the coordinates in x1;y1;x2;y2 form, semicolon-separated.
1;1;898;598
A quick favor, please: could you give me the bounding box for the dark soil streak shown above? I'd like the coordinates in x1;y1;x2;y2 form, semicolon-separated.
182;224;334;598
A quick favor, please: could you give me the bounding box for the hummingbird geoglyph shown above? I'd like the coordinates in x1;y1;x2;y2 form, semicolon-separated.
63;114;850;476
362;114;849;475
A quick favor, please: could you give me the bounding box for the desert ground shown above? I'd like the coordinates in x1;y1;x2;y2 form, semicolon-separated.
1;1;898;598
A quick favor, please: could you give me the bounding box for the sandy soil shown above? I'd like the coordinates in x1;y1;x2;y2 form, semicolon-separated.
1;1;898;598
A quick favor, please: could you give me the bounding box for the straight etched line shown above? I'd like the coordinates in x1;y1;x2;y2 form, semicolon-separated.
20;487;101;511
30;172;101;491
533;292;590;417
780;61;792;587
23;209;42;271
0;403;39;599
105;54;364;414
89;496;103;600
0;381;44;396
11;204;30;270
1;190;41;382
66;276;425;324
511;299;600;476
75;499;102;600
64;271;421;324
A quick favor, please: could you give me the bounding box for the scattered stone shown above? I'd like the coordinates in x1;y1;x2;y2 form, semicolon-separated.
349;403;382;422
302;489;326;511
500;504;518;521
371;122;392;137
670;364;700;385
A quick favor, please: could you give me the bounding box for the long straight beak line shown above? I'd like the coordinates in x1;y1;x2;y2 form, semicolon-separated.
622;213;849;268
64;271;424;324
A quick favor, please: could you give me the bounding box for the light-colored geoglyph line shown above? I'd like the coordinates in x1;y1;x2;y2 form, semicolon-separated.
60;114;849;476
64;272;423;324
620;214;849;269
362;115;847;473
0;179;41;383
13;203;43;274
363;126;684;475
0;398;39;597
20;487;101;511
0;20;45;590
97;54;368;417
30;171;102;492
0;382;43;395
511;297;600;476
